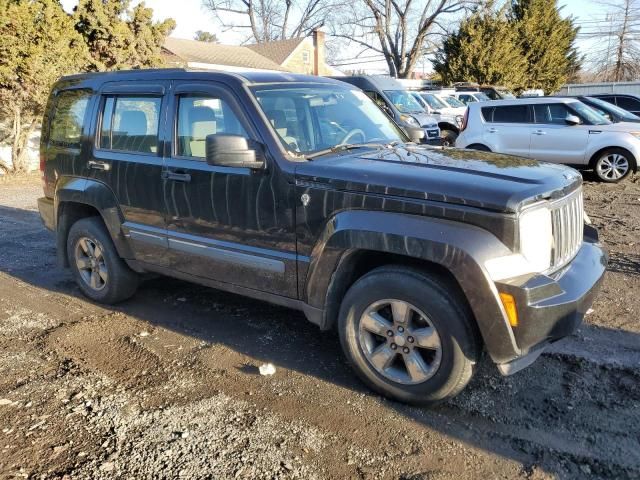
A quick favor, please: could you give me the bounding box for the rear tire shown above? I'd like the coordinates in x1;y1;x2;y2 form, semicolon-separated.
338;266;481;405
67;217;139;304
592;148;635;182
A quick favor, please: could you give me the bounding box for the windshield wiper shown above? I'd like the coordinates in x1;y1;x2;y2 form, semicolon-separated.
306;142;398;160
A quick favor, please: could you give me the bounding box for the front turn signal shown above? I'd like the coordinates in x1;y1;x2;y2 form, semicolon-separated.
499;292;519;327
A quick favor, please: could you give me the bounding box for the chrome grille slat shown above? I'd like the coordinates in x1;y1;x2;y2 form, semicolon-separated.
549;189;583;271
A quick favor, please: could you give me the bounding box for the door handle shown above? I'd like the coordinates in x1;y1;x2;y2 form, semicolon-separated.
487;128;498;133
87;160;111;171
162;170;191;182
533;130;547;135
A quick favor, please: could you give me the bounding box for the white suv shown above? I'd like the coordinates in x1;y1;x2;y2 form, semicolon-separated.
456;97;640;182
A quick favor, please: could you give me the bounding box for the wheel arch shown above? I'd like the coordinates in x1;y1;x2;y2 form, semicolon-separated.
54;177;133;267
438;122;459;134
303;210;521;364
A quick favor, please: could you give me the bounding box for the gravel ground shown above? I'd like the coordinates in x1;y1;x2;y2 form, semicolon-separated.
0;172;639;479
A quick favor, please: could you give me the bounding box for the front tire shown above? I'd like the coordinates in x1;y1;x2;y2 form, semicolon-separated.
67;217;139;304
593;148;635;182
338;266;480;405
441;129;458;147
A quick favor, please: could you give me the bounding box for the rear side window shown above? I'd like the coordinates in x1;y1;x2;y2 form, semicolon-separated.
99;96;162;154
492;105;530;123
533;103;571;124
616;96;640;111
49;90;91;148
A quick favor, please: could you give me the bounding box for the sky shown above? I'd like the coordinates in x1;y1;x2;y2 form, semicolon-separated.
60;0;612;74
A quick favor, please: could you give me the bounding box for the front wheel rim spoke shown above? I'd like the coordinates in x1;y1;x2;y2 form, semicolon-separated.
369;344;396;371
390;300;411;324
403;351;430;382
76;257;91;270
361;311;392;336
98;265;108;282
412;327;440;349
90;271;100;289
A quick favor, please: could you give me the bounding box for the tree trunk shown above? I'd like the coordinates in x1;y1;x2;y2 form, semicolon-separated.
11;106;21;173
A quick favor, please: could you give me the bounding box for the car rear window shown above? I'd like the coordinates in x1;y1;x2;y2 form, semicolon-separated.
481;105;530;123
492;105;530;123
49;90;92;148
99;96;162;154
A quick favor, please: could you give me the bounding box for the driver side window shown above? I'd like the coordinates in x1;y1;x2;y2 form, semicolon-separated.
176;96;248;159
533;104;571;125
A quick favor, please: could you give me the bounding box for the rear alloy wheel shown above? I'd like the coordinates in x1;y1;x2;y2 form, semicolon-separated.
75;237;108;291
339;266;480;405
594;149;634;182
67;217;139;304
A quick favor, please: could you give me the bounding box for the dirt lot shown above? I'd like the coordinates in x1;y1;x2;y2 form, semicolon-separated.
0;173;638;480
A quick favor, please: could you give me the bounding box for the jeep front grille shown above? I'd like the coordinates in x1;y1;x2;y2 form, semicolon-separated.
550;189;584;270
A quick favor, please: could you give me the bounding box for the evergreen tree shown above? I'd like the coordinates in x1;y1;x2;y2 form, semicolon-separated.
0;0;88;172
73;0;175;71
433;5;527;90
511;0;580;93
194;30;218;43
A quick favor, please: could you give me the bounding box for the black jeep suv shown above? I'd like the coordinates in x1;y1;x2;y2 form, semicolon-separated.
38;69;606;405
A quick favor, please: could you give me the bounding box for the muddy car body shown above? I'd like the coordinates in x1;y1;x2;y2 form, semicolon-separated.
38;69;607;405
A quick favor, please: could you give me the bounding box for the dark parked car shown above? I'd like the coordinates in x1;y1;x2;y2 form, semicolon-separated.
38;69;606;405
593;93;640;117
571;96;640;123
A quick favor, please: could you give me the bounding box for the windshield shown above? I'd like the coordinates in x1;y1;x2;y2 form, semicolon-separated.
419;93;449;110
474;92;491;102
570;101;612;125
585;96;640;121
251;85;405;155
497;89;516;99
383;90;425;114
442;95;465;108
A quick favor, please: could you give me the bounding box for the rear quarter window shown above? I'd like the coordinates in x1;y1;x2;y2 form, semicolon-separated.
48;90;92;148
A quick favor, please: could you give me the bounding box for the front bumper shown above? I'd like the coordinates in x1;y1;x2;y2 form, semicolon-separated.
38;196;55;231
494;227;607;373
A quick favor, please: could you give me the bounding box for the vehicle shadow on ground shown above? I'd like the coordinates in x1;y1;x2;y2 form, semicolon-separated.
2;204;640;479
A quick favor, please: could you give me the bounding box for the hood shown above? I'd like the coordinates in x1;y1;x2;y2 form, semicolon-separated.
295;145;582;213
410;113;439;127
587;122;640;132
440;106;466;117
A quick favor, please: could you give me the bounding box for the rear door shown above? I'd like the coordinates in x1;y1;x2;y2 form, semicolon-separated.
530;103;589;165
88;81;170;266
481;104;533;157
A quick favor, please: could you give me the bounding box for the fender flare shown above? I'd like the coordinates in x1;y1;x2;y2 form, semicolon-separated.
304;210;521;363
54;176;134;264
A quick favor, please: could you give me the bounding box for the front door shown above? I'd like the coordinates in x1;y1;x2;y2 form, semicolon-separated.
530;103;588;165
163;81;297;297
88;81;169;266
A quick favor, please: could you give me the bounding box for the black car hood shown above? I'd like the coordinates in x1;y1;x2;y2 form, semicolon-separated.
295;145;582;213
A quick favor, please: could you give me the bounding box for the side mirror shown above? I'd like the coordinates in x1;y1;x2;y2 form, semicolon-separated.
205;135;264;169
565;114;581;126
406;127;426;143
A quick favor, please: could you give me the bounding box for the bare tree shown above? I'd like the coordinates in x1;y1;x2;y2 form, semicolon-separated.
583;0;640;81
331;0;478;78
202;0;334;43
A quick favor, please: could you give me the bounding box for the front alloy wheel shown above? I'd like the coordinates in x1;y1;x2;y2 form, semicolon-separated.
595;151;631;182
359;299;442;385
75;237;108;291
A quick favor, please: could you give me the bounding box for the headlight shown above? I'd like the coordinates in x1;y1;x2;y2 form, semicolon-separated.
455;115;463;127
629;132;640;139
519;204;552;272
400;115;420;127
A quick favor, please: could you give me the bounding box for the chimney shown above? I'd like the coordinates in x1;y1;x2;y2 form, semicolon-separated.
312;29;325;76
